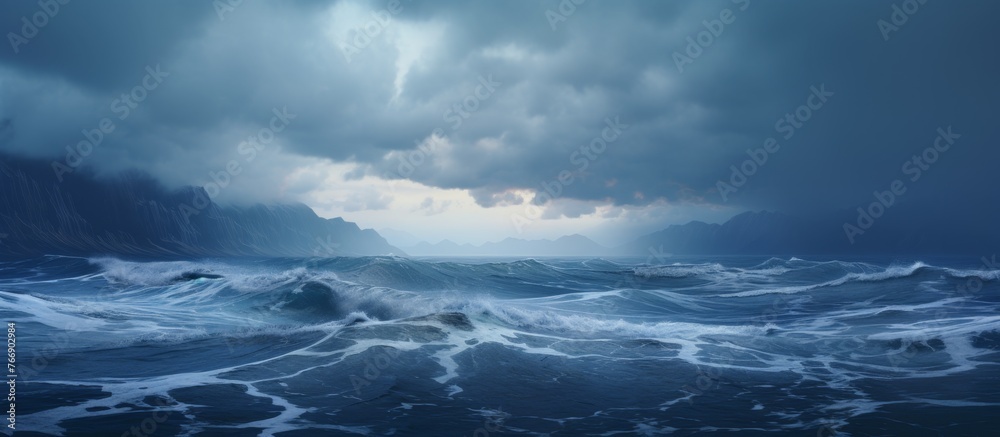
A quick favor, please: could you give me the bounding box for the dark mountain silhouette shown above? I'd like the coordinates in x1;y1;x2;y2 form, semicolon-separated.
621;210;998;256
0;154;402;259
3;152;990;260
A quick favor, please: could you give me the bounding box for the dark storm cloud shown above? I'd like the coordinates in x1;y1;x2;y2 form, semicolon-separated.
0;1;211;90
1;0;998;228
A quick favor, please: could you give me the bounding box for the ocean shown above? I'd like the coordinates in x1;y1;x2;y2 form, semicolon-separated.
2;255;999;436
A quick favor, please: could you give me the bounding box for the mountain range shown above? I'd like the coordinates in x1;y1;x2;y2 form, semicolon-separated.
622;209;996;256
0;154;402;259
3;152;991;259
406;209;1000;257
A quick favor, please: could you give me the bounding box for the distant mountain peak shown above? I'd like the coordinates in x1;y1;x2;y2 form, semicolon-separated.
622;208;995;256
0;153;403;258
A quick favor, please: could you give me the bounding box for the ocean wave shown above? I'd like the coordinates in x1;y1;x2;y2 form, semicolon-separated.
634;263;727;278
944;267;1000;282
468;300;777;339
91;257;226;287
8;254;1000;435
716;262;930;297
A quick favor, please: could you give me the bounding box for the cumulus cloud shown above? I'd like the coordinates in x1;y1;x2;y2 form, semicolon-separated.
1;0;998;239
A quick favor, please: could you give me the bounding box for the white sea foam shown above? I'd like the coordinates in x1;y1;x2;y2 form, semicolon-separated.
717;262;929;297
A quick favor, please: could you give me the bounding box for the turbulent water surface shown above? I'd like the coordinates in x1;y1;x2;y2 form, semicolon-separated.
3;255;999;436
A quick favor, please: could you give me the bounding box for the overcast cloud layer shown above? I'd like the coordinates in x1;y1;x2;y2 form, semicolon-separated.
1;0;998;244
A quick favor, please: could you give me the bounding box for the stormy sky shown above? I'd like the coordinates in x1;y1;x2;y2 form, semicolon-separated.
1;0;998;245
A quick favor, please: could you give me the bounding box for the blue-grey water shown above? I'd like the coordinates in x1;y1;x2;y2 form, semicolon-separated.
3;255;999;436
